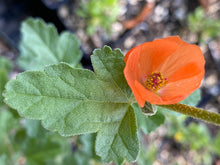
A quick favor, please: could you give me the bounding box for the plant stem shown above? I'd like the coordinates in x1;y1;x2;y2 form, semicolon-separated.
159;103;220;126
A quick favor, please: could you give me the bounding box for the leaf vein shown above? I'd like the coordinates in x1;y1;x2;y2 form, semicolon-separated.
24;80;42;95
11;93;129;104
58;75;88;99
29;23;59;62
96;54;129;100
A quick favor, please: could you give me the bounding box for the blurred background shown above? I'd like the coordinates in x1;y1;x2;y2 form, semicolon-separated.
0;0;220;164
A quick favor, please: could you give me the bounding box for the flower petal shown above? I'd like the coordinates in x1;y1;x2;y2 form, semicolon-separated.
158;72;204;104
157;42;205;79
135;80;164;105
124;46;145;106
168;62;203;83
138;36;182;80
123;36;205;106
124;47;136;63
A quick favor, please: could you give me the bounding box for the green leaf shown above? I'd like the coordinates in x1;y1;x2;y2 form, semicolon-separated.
0;57;13;72
21;136;62;165
180;123;210;150
138;145;157;165
4;46;139;164
0;57;12;105
133;103;165;134
96;106;139;164
0;154;9;165
0;108;19;156
181;89;201;106
213;131;220;156
24;119;47;138
12;119;70;165
91;46;131;98
0;109;19;138
18;18;82;71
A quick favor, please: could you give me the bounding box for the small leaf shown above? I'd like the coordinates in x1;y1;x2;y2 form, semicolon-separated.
4;47;139;164
133;103;165;134
141;102;157;116
18;18;82;70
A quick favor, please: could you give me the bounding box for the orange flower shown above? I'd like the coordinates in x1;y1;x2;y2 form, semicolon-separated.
124;36;205;107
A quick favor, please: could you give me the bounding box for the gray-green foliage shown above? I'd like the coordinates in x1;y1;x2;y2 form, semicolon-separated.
76;0;119;35
0;104;67;165
18;18;82;70
168;120;213;164
179;123;210;150
4;46;139;165
188;7;220;42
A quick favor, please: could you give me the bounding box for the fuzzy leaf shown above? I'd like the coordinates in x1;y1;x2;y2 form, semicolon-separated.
91;47;132;97
18;18;82;70
4;46;139;165
96;106;139;164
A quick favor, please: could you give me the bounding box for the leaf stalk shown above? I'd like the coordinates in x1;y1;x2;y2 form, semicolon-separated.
159;103;220;126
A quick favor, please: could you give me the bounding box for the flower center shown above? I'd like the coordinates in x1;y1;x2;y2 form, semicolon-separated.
144;72;167;92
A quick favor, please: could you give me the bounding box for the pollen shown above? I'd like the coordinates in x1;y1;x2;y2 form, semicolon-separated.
144;72;167;92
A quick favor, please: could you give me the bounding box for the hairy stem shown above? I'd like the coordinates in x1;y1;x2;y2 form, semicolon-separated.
159;103;220;126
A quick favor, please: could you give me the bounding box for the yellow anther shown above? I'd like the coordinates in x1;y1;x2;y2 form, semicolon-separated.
144;72;167;92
